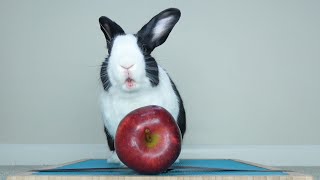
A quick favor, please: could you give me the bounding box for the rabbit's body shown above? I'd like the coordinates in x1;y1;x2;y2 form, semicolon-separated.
99;8;186;156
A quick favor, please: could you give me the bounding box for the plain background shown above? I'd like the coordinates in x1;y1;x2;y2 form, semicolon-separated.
1;0;319;146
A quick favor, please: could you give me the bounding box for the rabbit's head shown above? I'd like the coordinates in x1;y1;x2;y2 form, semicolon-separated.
99;8;181;92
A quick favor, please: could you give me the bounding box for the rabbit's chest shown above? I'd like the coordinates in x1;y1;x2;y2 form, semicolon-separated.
110;92;159;114
101;87;179;137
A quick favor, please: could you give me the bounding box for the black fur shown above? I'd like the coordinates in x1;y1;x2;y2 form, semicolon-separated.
170;78;186;138
137;8;181;54
104;126;115;151
100;59;111;91
144;55;159;87
99;16;125;53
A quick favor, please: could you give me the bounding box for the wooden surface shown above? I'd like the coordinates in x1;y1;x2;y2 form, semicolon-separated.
7;159;314;180
7;175;314;180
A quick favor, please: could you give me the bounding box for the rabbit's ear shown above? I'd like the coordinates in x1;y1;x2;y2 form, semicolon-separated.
137;8;181;53
99;16;125;45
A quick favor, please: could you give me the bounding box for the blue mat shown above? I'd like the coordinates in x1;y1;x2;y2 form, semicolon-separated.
34;159;287;176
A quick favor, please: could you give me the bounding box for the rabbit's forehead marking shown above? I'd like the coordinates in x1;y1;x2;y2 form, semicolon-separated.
110;34;144;67
111;34;142;58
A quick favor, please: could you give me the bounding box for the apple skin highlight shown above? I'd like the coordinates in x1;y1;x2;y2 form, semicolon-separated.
115;105;182;175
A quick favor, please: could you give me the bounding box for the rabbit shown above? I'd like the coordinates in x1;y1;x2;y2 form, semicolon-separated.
98;8;186;163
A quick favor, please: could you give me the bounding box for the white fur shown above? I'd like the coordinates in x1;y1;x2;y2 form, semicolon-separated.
152;16;173;41
108;34;146;92
100;34;180;139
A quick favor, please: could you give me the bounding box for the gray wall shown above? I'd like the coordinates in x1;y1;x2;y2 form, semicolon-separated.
1;0;319;145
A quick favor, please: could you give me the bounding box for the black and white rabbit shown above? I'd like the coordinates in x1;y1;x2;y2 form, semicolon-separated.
99;8;186;162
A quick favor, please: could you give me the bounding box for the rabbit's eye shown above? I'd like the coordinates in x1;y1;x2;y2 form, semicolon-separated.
141;44;148;54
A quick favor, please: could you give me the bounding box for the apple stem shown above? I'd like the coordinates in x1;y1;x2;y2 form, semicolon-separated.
145;128;152;143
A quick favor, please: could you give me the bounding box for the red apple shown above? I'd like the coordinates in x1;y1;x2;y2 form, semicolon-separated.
115;105;182;174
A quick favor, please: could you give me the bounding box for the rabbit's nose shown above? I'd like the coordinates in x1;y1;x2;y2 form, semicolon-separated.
120;64;135;70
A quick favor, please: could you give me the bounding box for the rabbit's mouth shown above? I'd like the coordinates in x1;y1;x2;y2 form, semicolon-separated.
125;78;136;89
